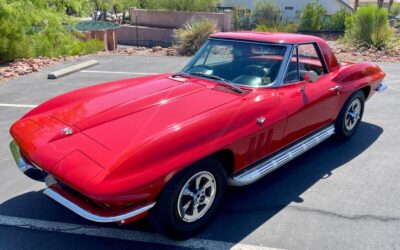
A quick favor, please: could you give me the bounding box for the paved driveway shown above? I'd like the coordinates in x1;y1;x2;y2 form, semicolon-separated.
0;55;399;250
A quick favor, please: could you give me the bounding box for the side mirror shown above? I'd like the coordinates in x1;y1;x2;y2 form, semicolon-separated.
304;71;318;83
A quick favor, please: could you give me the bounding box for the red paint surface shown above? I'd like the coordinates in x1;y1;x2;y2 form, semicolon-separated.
10;33;385;222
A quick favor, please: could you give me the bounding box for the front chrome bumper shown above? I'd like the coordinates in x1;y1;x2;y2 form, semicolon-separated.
10;140;47;182
43;187;156;223
10;140;156;224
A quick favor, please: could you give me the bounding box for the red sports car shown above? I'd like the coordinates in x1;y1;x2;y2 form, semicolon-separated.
10;32;386;239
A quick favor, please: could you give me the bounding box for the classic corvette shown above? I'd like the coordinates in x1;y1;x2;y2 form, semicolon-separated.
9;32;386;239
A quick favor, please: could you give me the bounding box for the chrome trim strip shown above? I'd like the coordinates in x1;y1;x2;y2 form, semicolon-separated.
10;140;47;182
43;188;156;223
228;124;335;186
375;83;387;92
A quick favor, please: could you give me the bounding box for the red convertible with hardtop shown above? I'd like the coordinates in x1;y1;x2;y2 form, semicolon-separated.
9;32;386;239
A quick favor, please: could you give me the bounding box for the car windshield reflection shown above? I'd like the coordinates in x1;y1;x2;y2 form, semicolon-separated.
182;40;287;87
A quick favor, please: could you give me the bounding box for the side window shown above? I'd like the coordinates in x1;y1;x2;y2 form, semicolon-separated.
297;44;326;75
284;43;326;84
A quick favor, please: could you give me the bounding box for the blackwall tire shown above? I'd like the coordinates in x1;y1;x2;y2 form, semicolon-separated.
149;158;227;240
335;90;365;141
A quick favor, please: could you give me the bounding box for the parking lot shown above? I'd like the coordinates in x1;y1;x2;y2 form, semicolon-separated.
0;54;399;250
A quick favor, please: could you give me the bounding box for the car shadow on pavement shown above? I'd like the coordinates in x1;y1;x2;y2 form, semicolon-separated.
0;121;383;244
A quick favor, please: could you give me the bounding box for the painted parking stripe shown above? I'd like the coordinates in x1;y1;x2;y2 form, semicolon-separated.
80;70;157;75
0;103;38;108
0;215;280;250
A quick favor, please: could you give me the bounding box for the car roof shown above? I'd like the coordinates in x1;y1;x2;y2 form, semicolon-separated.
210;32;325;45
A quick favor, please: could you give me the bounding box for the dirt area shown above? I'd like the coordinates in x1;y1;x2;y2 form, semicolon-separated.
98;46;178;57
328;40;400;63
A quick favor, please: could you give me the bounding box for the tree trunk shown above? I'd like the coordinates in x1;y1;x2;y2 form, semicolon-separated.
354;0;359;11
389;0;394;12
377;0;384;8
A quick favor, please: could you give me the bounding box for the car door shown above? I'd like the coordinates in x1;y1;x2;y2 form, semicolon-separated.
278;43;341;145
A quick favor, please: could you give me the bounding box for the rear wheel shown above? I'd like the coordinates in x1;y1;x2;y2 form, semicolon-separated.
335;91;365;140
149;158;226;240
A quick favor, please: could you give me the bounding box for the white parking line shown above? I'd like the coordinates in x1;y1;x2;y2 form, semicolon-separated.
0;103;38;108
0;215;280;250
80;70;157;75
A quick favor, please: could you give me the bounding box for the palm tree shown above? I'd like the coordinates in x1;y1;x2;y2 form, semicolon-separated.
377;0;384;8
354;0;359;10
389;0;394;12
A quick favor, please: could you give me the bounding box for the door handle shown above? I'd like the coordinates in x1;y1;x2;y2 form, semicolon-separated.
329;85;342;95
329;86;342;91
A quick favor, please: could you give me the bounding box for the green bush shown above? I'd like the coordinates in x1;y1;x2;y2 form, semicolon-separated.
174;18;219;55
252;0;282;27
344;5;392;50
251;0;298;32
390;3;400;17
0;0;103;62
232;7;252;30
299;1;327;31
324;7;350;31
139;0;219;12
255;23;299;33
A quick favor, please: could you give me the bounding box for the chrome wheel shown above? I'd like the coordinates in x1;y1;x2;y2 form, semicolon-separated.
177;171;216;223
345;98;361;131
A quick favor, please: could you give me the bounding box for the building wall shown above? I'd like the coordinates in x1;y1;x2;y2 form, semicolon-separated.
221;0;352;21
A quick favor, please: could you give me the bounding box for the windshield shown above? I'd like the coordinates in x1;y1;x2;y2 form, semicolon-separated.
182;39;287;87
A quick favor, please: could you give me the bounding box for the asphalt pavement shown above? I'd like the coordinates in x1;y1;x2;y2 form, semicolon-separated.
0;54;399;250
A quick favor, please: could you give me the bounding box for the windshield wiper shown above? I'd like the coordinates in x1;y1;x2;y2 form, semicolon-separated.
190;72;243;94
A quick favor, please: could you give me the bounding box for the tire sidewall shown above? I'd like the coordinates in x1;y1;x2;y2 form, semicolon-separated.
336;91;365;139
150;158;226;239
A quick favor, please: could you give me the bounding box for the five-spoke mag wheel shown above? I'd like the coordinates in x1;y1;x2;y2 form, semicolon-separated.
335;90;365;140
149;158;226;240
177;171;216;223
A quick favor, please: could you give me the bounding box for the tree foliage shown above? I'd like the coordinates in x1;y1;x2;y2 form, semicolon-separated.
299;1;327;31
390;2;400;17
324;7;351;31
0;0;103;62
344;5;392;50
137;0;219;12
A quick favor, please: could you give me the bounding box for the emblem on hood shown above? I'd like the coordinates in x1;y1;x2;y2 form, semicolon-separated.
60;127;73;135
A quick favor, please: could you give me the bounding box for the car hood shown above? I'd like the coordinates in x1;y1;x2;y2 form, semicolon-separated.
25;74;242;149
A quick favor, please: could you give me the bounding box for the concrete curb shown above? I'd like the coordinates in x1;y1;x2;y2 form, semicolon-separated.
48;60;99;79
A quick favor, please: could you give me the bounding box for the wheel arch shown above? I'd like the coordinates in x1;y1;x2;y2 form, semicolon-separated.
360;85;371;100
210;149;235;177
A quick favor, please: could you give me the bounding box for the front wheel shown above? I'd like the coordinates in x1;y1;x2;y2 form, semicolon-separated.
335;90;365;140
149;158;226;240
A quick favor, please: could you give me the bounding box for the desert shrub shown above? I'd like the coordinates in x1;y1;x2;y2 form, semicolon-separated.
344;5;392;50
140;0;219;12
174;18;219;55
232;7;252;30
324;7;350;31
390;3;400;17
0;0;104;62
299;1;327;31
